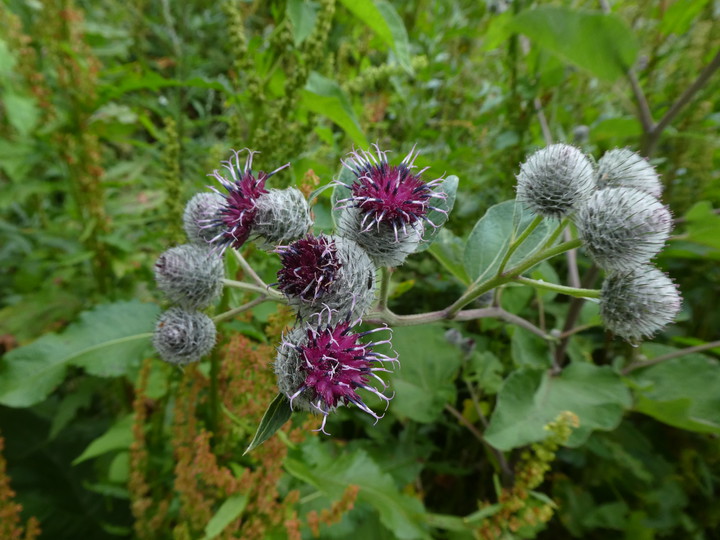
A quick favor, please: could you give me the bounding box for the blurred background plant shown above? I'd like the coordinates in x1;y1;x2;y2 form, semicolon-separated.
0;0;719;538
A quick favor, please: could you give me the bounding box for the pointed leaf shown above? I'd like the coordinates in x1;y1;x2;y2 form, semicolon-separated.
202;494;249;540
244;393;293;454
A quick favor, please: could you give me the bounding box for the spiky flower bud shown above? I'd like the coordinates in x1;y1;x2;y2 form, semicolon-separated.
275;310;398;434
575;187;671;271
153;308;216;365
205;149;289;253
154;244;224;309
600;265;681;342
516;143;595;218
183;192;225;245
276;234;376;320
597;148;662;198
334;145;445;267
252;188;313;248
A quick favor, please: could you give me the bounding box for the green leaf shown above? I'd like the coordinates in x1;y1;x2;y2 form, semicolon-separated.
681;201;720;253
428;228;470;285
285;439;429;539
511;327;551;369
2;92;39;136
390;325;461;423
338;0;412;71
485;363;632;451
286;0;319;46
73;414;134;465
464;503;503;524
0;38;17;77
202;494;249;540
509;6;639;82
423;512;472;532
244;393;293;454
416;175;459;252
0;300;158;407
463;201;549;283
301;72;368;147
101;72;227;101
629;344;720;433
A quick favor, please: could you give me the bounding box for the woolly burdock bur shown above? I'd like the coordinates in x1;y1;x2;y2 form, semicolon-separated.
252;187;313;248
154;244;223;309
597;148;663;198
575;187;671;271
205;149;289;253
600;265;681;342
276;234;376;320
153;308;216;365
335;145;446;267
275;311;398;434
183;192;225;246
516;143;595;218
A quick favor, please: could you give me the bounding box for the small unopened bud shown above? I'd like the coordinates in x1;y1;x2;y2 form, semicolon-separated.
253;188;313;248
575;187;671;271
153;308;216;365
600;265;681;342
183;192;224;246
516;144;595;218
276;234;376;320
597;148;663;198
154;244;224;309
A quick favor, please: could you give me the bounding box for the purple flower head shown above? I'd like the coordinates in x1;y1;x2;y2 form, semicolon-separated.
205;149;289;252
335;145;446;240
276;234;341;303
275;310;398;435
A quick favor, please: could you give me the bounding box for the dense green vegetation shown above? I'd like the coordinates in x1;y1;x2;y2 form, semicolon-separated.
1;0;719;538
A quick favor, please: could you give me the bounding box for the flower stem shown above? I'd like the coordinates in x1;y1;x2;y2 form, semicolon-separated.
213;296;278;324
377;267;391;312
497;215;544;275
512;276;600;299
222;278;284;300
232;248;269;289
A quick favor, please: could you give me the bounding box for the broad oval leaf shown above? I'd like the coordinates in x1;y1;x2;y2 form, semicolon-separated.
0;300;159;407
463;200;550;283
390;325;461;423
485;363;632;451
244;393;293;454
509;6;639;82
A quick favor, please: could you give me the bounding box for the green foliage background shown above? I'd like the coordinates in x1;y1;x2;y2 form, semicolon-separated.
1;0;719;538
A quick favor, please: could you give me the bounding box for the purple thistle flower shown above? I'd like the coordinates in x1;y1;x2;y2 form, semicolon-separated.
205;149;289;252
275;310;398;435
335;145;446;240
275;234;377;321
276;234;341;303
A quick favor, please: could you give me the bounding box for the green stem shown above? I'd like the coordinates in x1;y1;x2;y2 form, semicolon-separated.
377;267;391;312
512;276;600;299
222;278;284;300
213;296;279;323
543;218;570;249
497;215;543;275
446;238;583;317
232;249;269;289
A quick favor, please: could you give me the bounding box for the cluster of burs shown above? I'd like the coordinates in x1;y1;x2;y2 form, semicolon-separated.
152;147;445;426
516;144;681;343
